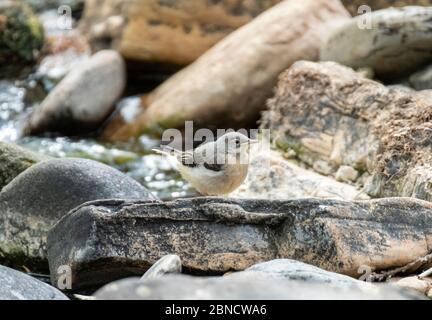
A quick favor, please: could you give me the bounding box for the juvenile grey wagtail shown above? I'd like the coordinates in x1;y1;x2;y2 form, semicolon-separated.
153;132;258;196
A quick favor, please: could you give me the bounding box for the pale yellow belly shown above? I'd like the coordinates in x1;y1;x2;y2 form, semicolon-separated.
179;164;249;196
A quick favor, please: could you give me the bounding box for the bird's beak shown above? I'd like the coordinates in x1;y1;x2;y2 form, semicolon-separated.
248;139;259;144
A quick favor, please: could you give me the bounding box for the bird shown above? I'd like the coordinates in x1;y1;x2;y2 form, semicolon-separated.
153;132;258;196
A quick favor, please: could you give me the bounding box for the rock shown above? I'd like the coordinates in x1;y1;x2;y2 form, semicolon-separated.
341;0;432;16
261;61;432;201
336;165;359;183
396;276;431;295
321;7;432;79
0;158;155;270
0;1;44;74
80;0;282;66
94;274;422;300
141;255;182;281
48;197;432;289
409;64;432;90
0;265;67;300
231;150;368;200
23;50;126;136
100;0;350;141
0;141;49;191
24;0;84;13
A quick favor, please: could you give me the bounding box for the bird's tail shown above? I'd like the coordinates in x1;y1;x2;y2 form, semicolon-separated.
152;145;183;157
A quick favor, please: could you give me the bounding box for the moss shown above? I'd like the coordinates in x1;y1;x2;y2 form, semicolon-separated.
0;1;44;72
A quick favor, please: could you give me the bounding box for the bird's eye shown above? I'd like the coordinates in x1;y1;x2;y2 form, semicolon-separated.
235;138;241;146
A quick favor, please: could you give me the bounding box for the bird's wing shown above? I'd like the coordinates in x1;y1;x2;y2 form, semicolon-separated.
153;146;197;167
193;142;226;172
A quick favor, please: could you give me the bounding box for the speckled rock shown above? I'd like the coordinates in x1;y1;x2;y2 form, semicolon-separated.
341;0;432;16
261;61;432;201
321;7;432;79
94;273;422;300
0;265;67;300
100;0;349;140
231;150;368;200
48;197;432;289
0;141;49;191
23;50;125;136
0;158;155;270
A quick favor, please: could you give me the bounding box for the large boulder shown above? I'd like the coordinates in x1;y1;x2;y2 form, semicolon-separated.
80;0;281;66
23;50;126;136
321;7;432;79
100;0;350;141
0;158;156;271
261;61;432;201
0;265;68;300
48;197;432;289
0;141;49;191
0;1;44;74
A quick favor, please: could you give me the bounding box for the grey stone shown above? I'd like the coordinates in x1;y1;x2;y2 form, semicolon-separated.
94;273;423;300
0;141;49;191
141;255;182;281
23;50;125;136
0;265;67;300
47;197;432;289
409;64;432;90
321;7;432;79
0;158;156;270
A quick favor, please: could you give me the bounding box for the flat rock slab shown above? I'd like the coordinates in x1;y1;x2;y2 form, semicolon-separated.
0;265;67;300
0;158;155;270
48;197;432;289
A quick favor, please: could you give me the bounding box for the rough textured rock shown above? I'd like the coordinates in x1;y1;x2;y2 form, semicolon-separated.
409;64;432;90
0;158;155;270
341;0;432;16
0;1;44;74
395;276;431;295
48;197;432;289
94;274;422;300
231;150;368;200
0;265;67;300
0;141;49;191
80;0;281;66
321;7;432;79
101;0;350;141
141;255;182;281
261;61;432;201
23;50;126;136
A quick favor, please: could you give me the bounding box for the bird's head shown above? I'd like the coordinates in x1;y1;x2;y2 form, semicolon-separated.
216;132;258;158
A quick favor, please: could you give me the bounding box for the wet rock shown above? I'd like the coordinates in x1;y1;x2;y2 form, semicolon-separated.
409;64;432;90
0;1;44;74
321;7;432;79
0;141;49;191
261;61;432;201
141;255;182;281
94;273;422;300
100;0;349;140
80;0;281;66
23;50;126;136
0;158;155;270
0;265;67;300
48;197;432;289
341;0;432;16
231;150;368;200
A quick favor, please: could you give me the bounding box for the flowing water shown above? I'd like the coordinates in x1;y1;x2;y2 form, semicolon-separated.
0;9;193;200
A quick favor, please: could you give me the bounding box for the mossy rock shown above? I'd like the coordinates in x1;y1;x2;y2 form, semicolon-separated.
0;1;44;72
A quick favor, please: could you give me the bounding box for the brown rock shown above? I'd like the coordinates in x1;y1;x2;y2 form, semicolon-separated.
261;61;432;201
80;0;281;66
100;0;350;141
